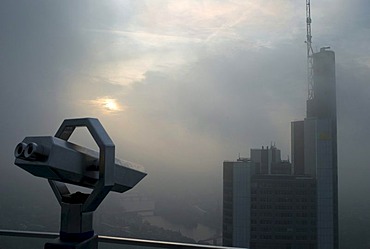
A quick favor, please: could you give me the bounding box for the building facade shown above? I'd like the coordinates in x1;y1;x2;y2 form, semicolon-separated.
223;159;254;247
250;175;316;249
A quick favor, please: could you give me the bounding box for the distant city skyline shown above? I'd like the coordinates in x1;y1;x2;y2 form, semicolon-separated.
223;47;338;248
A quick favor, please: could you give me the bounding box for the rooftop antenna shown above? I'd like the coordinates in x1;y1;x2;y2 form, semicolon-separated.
306;0;314;100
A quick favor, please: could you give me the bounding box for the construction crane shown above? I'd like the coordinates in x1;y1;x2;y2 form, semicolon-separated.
306;0;314;100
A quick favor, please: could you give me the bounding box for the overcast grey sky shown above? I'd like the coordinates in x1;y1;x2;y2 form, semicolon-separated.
1;0;370;210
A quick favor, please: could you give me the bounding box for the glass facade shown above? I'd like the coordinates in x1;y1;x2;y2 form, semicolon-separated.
316;119;335;249
250;175;316;249
223;160;254;247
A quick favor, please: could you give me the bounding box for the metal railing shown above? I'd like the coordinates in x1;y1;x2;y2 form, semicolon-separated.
0;230;245;249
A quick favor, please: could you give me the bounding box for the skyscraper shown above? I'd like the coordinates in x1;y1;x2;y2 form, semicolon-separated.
295;48;338;249
223;48;338;249
223;159;254;247
223;148;317;249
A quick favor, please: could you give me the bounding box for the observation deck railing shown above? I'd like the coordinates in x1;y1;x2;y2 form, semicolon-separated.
0;230;245;249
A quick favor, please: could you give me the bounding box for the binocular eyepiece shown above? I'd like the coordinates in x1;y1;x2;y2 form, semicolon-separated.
15;142;48;161
14;135;146;193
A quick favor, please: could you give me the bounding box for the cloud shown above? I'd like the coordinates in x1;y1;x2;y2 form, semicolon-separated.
78;0;305;90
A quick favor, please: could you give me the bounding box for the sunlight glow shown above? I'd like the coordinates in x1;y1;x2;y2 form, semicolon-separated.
92;97;125;113
104;98;119;111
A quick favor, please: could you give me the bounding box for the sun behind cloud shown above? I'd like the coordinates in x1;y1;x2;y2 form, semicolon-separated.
91;97;125;113
103;98;120;111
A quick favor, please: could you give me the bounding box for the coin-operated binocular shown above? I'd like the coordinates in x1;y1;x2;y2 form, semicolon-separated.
14;118;147;249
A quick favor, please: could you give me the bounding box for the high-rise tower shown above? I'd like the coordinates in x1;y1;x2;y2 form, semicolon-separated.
305;48;338;249
300;3;338;247
292;47;338;249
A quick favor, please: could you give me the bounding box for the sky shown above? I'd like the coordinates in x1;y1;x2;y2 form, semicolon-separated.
1;0;370;235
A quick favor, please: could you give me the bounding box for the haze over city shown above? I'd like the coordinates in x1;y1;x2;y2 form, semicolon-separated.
1;1;370;248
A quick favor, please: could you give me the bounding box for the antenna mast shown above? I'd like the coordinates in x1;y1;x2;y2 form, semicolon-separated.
306;0;314;100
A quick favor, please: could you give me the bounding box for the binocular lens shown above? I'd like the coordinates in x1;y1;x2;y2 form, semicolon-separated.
14;143;27;158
